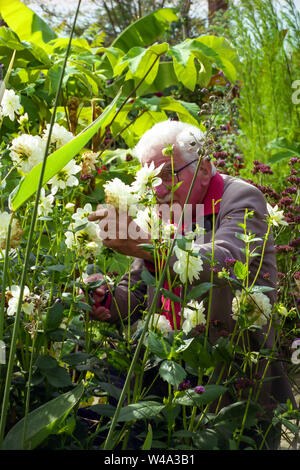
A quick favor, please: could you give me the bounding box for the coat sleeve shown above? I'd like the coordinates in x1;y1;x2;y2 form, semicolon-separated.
108;257;148;324
157;180;277;293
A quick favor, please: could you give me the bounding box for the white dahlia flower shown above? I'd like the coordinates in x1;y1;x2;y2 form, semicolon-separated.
182;299;206;334
9;134;45;174
232;289;272;327
131;161;164;195
48;159;81;195
0;211;23;250
267;203;288;227
6;285;35;317
38;188;54;217
104;178;139;215
42;123;73;149
173;241;203;284
1;89;22;121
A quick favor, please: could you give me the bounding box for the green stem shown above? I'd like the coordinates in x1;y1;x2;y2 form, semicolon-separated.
21;332;36;450
0;213;13;341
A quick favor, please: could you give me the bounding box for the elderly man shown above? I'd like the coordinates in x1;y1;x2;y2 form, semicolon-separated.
87;120;294;446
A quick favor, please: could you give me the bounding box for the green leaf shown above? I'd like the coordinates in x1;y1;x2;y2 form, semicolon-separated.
267;138;300;163
89;404;116;418
160;288;182;303
181;338;213;369
117;401;165;422
234;261;249;281
44;300;64;332
0;0;57;46
2;382;84;450
0;49;16;105
160;96;199;126
214;401;262;429
44;366;73;388
9;91;120;211
174;385;227;406
111;9;178;52
141;265;156;286
36;355;58;371
0;27;51;69
250;286;275;294
148;331;171;359
186;282;214;301
142;423;153;450
61;352;90;366
98;382;122;401
169;44;197;91
159;360;187;387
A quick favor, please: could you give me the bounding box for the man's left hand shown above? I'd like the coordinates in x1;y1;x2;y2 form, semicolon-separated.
88;204;153;261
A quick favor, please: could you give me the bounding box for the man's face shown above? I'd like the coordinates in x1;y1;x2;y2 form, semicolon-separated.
141;145;212;211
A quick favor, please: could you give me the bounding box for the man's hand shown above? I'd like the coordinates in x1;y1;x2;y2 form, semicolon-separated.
80;273;111;322
88;204;153;261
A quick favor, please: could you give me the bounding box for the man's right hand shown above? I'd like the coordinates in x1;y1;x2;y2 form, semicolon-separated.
81;273;111;322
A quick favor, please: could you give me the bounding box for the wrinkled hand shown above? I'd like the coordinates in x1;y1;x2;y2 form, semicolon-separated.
88;204;153;261
80;273;111;322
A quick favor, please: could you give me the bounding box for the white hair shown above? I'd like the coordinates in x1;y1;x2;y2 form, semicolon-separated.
133;120;216;176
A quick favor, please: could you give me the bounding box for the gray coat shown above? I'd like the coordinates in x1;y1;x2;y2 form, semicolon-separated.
108;174;295;408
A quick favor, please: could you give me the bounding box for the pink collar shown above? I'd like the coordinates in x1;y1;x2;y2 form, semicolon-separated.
203;172;224;216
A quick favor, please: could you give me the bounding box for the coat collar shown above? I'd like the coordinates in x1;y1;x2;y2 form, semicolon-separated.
203;171;224;216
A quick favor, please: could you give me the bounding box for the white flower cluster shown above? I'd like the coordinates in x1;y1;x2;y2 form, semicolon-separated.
42;123;73;150
103;162;165;215
0;211;23;250
104;178;139;215
134;206;177;241
267;203;288;227
131;161;164;195
8;123;79;195
9;134;45;174
38;188;55;217
0;89;22;121
137;313;173;344
173;241;203;284
232;290;272;327
6;285;38;317
48;159;81;195
65;203;102;257
182;299;206;334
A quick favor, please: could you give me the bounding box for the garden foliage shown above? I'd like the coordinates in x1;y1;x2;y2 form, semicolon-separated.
0;0;298;451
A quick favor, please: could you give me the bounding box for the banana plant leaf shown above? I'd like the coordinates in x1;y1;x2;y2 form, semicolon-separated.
0;0;57;45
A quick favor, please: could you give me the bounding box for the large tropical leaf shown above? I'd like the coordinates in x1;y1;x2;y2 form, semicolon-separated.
0;0;57;45
0;27;51;69
2;382;84;450
10;92;121;211
267;137;300;163
100;8;178;78
111;8;178;52
167;37;238;90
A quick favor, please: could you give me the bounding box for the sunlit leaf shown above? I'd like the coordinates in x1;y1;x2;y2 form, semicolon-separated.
2;383;84;450
0;0;57;45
